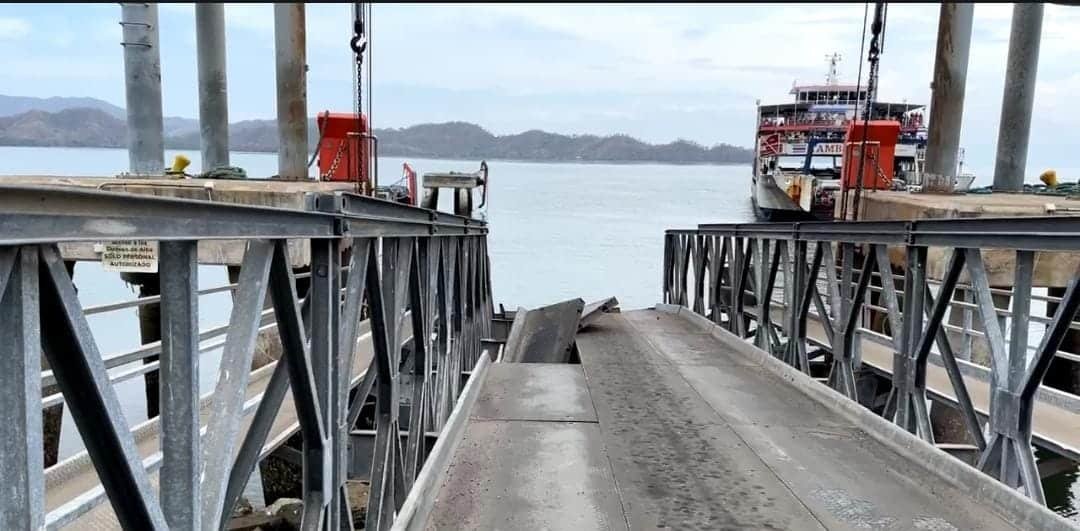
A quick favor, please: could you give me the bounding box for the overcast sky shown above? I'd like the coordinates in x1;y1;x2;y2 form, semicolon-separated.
2;3;1078;175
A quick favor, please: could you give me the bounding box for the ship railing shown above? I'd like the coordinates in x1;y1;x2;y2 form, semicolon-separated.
663;218;1080;506
0;185;494;530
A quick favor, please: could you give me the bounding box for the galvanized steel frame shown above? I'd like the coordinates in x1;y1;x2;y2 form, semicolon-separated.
663;217;1080;506
0;186;494;530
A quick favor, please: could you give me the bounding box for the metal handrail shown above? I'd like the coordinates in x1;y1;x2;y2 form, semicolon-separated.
0;184;495;530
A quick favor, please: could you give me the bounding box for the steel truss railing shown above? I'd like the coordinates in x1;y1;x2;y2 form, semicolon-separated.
663;217;1080;506
0;186;494;530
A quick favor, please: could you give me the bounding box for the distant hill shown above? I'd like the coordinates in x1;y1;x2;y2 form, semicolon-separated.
0;95;125;119
0;104;752;165
0;108;126;148
0;95;198;135
376;122;751;164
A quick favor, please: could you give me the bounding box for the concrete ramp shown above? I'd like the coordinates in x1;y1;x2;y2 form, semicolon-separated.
424;364;623;530
414;308;1073;530
501;298;583;363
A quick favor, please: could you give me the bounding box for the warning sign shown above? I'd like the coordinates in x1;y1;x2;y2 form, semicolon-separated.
101;240;159;273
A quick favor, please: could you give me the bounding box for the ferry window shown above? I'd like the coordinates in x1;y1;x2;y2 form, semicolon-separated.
777;156;804;170
809;157;840;169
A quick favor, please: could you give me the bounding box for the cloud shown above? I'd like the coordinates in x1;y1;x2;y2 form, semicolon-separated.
5;2;1080;170
0;17;30;39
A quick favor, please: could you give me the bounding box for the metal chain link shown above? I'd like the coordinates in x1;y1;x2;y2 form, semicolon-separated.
321;140;347;180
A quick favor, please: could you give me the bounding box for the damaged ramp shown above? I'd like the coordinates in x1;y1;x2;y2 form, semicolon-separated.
578;296;619;331
502;298;584;363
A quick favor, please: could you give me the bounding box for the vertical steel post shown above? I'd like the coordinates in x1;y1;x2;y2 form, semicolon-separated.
274;3;310;180
992;3;1043;191
158;241;200;530
733;237;748;337
0;248;42;530
196;3;230;171
120;3;164;175
790;240;807;370
310;238;341;528
756;239;770;350
924;3;973;180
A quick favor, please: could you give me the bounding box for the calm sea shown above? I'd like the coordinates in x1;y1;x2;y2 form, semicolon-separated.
1;146;1075;519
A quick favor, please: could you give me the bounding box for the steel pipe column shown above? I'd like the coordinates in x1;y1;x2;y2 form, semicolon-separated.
196;3;230;171
274;3;309;180
924;3;973;181
992;3;1043;192
119;3;164;175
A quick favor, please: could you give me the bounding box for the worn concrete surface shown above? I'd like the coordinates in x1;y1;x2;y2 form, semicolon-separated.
427;363;622;530
584;310;1020;530
471;364;597;423
429;310;1029;530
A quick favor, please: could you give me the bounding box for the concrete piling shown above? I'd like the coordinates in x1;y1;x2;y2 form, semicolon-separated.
196;3;230;172
273;4;309;181
924;3;973;181
992;3;1043;192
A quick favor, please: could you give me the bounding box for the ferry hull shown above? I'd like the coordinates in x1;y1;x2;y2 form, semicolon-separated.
750;172;817;221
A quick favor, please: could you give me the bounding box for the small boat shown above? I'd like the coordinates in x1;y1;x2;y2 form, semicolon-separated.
750;55;927;221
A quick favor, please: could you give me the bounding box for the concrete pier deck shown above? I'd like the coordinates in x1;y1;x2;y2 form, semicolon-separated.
422;309;1060;530
845;190;1080;286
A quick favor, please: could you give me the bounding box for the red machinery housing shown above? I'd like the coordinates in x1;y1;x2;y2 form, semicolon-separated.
842;120;900;190
316;112;371;188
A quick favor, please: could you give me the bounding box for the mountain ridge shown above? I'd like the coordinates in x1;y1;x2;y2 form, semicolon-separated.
0;99;752;165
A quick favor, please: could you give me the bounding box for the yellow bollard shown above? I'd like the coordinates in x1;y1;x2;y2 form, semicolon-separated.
166;154;191;178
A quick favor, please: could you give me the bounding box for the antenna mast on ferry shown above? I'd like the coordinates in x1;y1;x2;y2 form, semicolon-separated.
825;53;842;85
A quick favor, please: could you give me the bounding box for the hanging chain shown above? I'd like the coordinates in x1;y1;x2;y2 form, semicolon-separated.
351;3;368;193
851;1;886;221
321;140;347;179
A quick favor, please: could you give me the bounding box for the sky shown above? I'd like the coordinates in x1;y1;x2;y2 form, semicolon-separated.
2;3;1079;175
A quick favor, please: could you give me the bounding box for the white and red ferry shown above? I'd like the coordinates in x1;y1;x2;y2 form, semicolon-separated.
750;55;927;220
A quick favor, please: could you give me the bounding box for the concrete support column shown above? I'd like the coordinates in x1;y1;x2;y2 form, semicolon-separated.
924;3;973;180
992;3;1043;192
274;4;309;180
120;3;164;175
121;272;163;418
41;261;77;467
196;3;230;171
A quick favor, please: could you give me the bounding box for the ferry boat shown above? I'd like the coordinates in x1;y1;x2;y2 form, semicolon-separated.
751;55;927;220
